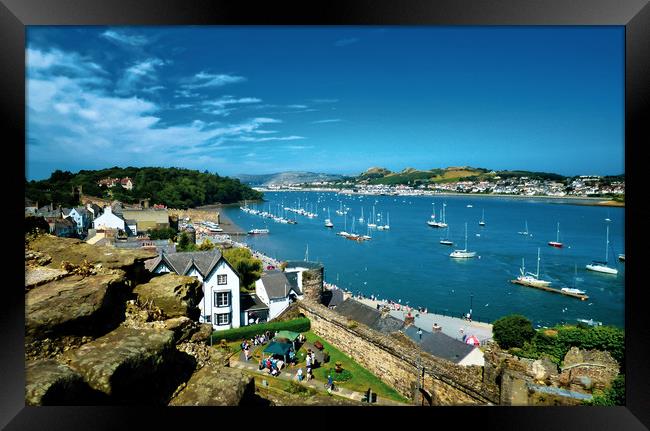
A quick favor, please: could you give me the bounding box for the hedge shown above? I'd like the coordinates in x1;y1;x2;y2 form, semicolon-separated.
210;317;311;343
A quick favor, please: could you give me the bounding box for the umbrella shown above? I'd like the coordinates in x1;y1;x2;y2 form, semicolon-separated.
465;335;480;346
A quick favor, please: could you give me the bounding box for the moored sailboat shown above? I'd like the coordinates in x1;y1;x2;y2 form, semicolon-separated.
512;248;551;287
586;225;618;275
548;222;563;248
450;223;476;258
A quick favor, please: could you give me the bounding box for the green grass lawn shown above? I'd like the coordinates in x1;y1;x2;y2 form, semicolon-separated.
299;331;409;403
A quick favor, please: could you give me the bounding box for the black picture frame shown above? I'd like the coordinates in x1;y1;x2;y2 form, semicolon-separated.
4;0;649;429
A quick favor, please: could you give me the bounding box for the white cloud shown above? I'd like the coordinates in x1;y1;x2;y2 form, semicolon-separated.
287;104;307;109
202;96;262;116
118;58;167;94
183;71;246;89
312;99;339;103
238;135;304;143
312;119;342;124
101;30;149;46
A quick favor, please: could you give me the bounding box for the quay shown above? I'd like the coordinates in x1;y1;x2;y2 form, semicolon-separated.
509;280;589;301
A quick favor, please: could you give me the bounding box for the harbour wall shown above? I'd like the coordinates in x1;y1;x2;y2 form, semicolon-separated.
296;299;499;405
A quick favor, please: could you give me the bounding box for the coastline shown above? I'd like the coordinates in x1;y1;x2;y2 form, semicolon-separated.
252;189;624;208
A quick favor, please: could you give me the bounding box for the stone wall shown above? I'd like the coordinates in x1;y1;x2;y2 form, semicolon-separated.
297;300;498;405
301;266;324;303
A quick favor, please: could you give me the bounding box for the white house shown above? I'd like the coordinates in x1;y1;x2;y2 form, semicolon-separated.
92;206;125;231
255;270;302;320
65;207;91;235
147;250;242;330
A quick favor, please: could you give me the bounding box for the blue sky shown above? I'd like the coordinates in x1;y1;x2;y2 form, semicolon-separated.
26;26;624;180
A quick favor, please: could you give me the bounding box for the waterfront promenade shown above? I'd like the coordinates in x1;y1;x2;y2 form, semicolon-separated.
355;297;493;344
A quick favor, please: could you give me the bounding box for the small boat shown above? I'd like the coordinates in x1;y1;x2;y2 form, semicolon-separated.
479;209;485;226
248;228;269;235
586;225;618;274
518;220;529;236
450;223;477;258
358;207;364;224
618;254;625;262
548;222;563;248
367;206;377;228
427;202;448;228
325;208;334;228
561;287;586;295
466;204;473;208
440;226;453;246
512;248;552;287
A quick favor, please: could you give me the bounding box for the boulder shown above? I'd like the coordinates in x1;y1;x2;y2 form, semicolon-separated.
163;317;195;343
26;273;129;339
25;359;105;405
530;357;558;382
168;365;254;406
189;323;214;343
61;326;176;401
133;274;203;320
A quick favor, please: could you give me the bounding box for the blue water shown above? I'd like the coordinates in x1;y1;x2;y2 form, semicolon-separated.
224;192;625;328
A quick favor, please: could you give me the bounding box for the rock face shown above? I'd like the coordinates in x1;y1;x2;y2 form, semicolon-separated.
531;357;559;383
560;347;619;392
168;365;254;406
133;274;203;320
61;327;177;402
25;359;105;406
26;273;129;339
24;267;68;291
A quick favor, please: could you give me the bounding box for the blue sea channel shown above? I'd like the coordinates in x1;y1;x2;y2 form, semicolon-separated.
222;192;625;328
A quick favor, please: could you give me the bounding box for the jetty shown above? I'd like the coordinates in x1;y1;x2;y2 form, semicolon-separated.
509;280;589;301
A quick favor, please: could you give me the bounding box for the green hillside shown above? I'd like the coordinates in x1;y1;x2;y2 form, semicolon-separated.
25;167;263;209
362;167;490;185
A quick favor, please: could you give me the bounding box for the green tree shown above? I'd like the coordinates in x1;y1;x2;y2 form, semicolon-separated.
148;227;177;240
585;375;625;406
222;247;263;290
176;231;197;252
198;238;216;251
493;314;536;349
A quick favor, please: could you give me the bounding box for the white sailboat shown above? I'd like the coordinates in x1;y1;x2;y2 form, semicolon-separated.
382;212;390;230
324;208;334;228
427;202;447;228
450;223;477;258
479;209;486;226
367;206;377;229
337;213;350;237
562;264;586;295
518;220;529;236
358;207;364;224
586;225;618;274
512;247;551;287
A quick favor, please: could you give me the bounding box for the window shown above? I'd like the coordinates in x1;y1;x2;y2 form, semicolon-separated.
217;274;227;285
204;315;211;323
214;292;229;307
215;313;230;326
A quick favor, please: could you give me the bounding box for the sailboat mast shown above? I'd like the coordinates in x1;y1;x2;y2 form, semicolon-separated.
536;248;541;278
557;222;560;242
464;222;468;250
605;225;609;262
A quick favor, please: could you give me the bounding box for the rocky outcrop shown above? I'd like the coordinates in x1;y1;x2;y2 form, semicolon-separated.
24;267;68;292
133;274;202;320
60;327;181;403
25;359;106;405
559;347;619;392
27;234;155;284
168;365;254;406
26;273;130;340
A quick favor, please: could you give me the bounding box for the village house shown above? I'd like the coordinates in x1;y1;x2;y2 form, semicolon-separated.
121;206;170;232
255;270;303;320
64;207;92;235
92;206;132;235
145;250;243;330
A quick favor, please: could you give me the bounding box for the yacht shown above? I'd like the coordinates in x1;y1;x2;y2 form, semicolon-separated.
586;225;618;274
450;223;477;258
324;208;334;228
548;222;563;248
479;209;486;226
248;228;269;235
512;248;552;287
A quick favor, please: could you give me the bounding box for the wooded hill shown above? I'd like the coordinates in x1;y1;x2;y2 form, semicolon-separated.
25;167;263;209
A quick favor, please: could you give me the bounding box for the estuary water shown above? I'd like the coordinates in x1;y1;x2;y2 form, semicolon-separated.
223;192;625;328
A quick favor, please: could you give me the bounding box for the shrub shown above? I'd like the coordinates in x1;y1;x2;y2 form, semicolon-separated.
210;317;311;343
584;375;625;406
492;314;535;349
326;368;353;382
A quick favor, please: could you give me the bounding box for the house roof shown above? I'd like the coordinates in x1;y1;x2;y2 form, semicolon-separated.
334;299;405;334
285;271;301;295
403;326;475;364
124;219;137;225
240;294;269;312
149;249;238;280
259;271;298;300
322;288;345;307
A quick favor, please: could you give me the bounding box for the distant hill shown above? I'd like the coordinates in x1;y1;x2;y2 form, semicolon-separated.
234;171;344;186
357;166;491;185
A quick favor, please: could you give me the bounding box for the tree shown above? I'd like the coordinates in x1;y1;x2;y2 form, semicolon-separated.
222;247;263;290
176;231;196;252
149;227;177;240
198;238;216;251
493;314;535;349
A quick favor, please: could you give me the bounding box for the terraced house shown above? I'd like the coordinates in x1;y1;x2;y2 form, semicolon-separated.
146;250;242;330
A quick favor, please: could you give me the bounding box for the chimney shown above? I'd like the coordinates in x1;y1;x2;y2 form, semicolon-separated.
105;206;112;215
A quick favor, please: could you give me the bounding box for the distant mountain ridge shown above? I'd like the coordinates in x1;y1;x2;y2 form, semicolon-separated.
234;171;344;186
